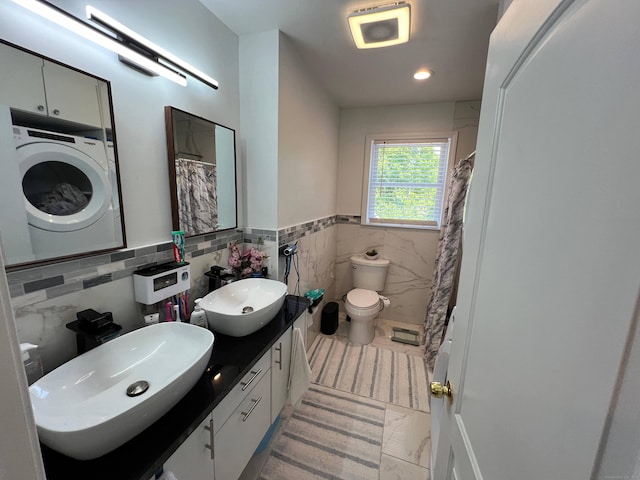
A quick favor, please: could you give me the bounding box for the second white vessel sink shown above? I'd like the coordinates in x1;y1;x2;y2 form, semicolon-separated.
200;278;287;337
29;322;214;460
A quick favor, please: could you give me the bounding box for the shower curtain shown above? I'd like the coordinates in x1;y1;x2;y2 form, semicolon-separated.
424;155;474;369
175;158;218;234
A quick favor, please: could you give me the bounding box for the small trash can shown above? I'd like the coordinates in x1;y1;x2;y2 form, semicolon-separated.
321;302;339;335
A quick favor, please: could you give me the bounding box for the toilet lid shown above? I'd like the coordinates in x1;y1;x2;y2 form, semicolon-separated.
347;288;380;308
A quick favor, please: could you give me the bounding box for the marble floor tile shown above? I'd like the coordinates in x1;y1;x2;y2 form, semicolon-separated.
379;454;431;480
382;404;431;468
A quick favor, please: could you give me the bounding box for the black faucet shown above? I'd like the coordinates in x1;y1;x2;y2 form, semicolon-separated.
66;309;122;354
204;266;236;293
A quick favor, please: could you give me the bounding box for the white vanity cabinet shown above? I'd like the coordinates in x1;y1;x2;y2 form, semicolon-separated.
161;414;215;480
158;321;303;480
0;42;102;127
270;326;292;422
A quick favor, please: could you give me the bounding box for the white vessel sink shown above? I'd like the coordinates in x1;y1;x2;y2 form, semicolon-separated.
200;278;287;337
29;322;214;460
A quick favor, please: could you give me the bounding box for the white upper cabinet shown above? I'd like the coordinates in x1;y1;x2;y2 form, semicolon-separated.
42;60;101;127
0;42;47;115
0;43;102;127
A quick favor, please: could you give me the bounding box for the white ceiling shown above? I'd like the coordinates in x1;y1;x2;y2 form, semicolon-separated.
198;0;500;108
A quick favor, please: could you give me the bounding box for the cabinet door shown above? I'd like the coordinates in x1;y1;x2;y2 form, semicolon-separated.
270;327;292;421
163;414;215;480
42;60;102;127
0;43;47;116
215;373;270;480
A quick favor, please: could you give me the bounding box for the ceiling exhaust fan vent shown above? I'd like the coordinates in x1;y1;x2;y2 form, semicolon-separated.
348;2;411;49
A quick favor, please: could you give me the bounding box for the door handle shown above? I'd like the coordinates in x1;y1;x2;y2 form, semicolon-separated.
430;380;454;403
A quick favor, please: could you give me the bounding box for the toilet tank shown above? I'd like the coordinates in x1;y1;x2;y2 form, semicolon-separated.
350;256;390;291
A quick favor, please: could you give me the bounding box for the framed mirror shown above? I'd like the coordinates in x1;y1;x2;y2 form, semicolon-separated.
165;107;237;236
0;40;126;269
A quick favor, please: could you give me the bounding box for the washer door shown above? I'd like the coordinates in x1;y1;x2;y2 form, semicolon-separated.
17;142;112;232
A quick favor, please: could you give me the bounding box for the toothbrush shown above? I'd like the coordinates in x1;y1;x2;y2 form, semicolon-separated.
173;304;181;322
166;301;173;322
183;291;190;320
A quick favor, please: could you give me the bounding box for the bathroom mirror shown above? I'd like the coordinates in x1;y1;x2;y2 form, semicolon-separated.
0;40;126;269
165;107;237;236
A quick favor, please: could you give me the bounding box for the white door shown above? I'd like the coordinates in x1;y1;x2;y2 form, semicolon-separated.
439;1;640;479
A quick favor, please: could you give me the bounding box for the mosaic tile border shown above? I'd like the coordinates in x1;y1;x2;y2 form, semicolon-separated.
6;218;357;303
243;228;277;245
276;215;362;246
6;229;243;302
278;215;337;246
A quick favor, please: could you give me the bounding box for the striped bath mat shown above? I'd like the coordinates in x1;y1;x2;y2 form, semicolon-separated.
308;335;430;412
259;384;385;480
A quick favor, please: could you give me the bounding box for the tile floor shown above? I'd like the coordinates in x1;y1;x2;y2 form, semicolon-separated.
240;315;433;480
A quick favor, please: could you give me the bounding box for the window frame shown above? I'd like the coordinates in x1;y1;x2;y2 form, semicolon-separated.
360;131;458;230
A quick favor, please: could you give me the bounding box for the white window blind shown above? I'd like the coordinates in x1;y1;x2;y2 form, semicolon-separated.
365;138;451;228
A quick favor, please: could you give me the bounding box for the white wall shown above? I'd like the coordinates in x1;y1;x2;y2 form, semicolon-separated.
277;33;340;228
0;249;46;480
336;101;479;325
239;30;279;230
0;0;241;247
337;102;457;214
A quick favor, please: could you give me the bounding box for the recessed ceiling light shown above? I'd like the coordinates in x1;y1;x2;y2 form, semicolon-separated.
348;2;411;49
413;70;432;80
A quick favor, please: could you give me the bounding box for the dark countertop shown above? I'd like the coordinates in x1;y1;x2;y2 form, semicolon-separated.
41;295;309;480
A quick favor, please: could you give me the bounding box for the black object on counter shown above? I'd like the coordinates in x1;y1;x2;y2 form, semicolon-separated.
66;309;121;354
204;266;236;293
321;301;339;335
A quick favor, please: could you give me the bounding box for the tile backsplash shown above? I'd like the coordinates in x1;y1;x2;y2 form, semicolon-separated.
7;229;243;306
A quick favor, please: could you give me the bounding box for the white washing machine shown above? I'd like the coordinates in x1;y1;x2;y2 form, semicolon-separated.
13;126;117;260
430;307;455;475
106;140;124;245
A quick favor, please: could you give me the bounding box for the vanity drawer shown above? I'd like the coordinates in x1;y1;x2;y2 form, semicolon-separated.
214;372;271;480
213;349;270;433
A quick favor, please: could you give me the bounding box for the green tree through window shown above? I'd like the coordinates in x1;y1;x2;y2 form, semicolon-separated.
365;137;452;227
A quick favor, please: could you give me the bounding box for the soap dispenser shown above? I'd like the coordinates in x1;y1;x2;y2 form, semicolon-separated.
20;343;43;385
190;298;208;328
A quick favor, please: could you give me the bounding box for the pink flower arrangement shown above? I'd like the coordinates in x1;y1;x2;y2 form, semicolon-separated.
228;242;267;277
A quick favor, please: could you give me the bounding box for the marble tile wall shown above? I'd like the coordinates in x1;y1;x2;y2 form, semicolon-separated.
277;218;338;345
336;223;440;325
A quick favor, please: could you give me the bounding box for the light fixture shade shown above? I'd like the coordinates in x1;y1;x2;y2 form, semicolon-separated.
348;2;411;49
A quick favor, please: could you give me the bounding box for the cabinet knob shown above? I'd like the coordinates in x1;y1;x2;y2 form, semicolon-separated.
52;109;60;115
37;105;45;112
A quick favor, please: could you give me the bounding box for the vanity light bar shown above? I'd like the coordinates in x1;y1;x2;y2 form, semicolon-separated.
10;0;187;87
86;6;219;90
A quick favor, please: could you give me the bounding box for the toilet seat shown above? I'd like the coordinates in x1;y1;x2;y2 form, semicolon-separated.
346;288;381;313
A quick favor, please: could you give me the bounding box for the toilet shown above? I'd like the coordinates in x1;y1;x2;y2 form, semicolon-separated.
344;255;391;344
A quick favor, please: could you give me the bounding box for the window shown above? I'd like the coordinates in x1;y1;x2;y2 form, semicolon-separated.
362;133;457;229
